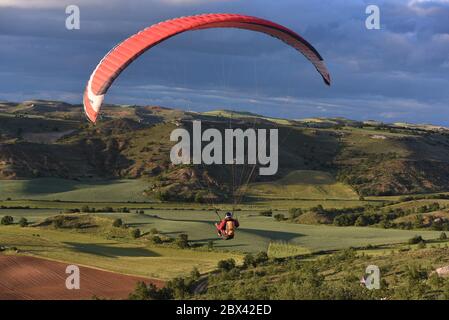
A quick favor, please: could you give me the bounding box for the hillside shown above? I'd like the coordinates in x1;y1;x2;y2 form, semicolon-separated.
2;100;449;200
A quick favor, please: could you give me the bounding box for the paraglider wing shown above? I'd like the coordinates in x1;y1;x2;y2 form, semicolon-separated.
83;13;331;123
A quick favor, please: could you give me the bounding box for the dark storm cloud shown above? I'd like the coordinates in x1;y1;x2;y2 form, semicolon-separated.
0;0;448;125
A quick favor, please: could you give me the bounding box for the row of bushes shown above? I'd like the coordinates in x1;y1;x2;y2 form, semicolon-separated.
65;206;131;213
1;215;28;227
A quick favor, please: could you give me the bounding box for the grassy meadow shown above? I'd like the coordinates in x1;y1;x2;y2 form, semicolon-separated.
0;171;447;281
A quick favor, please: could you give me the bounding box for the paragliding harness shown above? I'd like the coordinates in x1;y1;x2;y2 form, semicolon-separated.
214;211;239;240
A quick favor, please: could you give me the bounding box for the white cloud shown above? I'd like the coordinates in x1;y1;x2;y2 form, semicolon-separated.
158;0;229;4
0;0;92;8
0;0;228;8
408;0;449;15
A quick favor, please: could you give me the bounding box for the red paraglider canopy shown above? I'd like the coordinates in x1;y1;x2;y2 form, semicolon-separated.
83;13;331;123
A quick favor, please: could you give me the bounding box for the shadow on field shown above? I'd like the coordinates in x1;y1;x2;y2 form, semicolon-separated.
189;237;248;248
162;231;187;236
19;178;133;196
63;242;160;258
238;228;305;242
189;229;304;247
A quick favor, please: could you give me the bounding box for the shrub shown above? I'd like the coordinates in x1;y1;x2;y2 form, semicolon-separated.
112;218;123;228
417;242;426;249
288;208;303;220
333;214;357;226
207;240;214;250
52;219;63;228
259;210;272;217
273;214;285;221
128;281;150;300
1;216;14;225
132;228;141;239
354;215;368;227
81;205;91;213
194;192;206;204
255;251;269;265
310;205;325;214
439;232;447;240
166;277;191;299
128;281;173;300
217;259;236;272
151;235;162;244
408;235;424;245
19;217;28;227
64;208;80;214
176;234;189;249
190;267;200;280
243;254;256;268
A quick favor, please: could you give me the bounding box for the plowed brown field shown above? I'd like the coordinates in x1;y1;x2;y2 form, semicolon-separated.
0;255;164;300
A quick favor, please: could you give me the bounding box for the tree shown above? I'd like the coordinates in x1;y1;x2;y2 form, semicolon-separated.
176;234;189;249
354;215;368;227
1;216;13;225
128;281;150;300
112;218;123;228
19;217;28;227
440;232;448;240
128;282;173;300
166;277;190;299
131;228;141;239
190;267;200;280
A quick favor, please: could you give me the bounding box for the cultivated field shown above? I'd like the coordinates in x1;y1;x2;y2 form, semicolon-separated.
0;255;162;300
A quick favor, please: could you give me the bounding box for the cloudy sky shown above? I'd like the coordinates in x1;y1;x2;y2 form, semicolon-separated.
0;0;448;124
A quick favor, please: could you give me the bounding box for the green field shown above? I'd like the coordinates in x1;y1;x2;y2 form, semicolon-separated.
0;174;445;281
0;178;150;202
0;224;241;280
2;209;442;254
0;174;379;211
246;170;358;200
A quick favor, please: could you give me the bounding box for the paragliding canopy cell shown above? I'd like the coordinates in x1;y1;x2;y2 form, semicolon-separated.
83;13;331;123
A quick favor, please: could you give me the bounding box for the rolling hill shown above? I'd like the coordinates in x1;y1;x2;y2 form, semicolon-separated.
2;100;449;201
